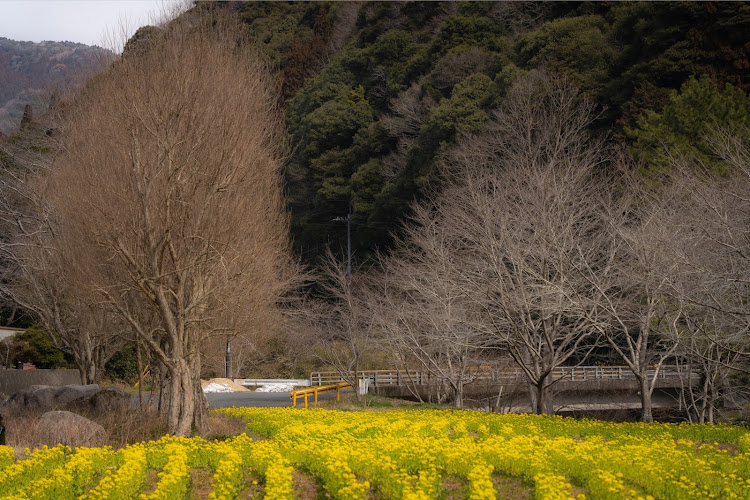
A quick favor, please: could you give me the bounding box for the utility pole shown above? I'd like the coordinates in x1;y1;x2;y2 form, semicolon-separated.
346;207;351;281
225;335;232;379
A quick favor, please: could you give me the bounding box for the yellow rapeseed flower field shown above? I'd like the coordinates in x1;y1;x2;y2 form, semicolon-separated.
0;408;748;498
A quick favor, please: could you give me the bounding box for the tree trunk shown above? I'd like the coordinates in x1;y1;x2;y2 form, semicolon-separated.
79;332;97;385
175;359;194;437
85;363;96;386
164;357;193;437
75;352;96;385
639;376;653;423
535;382;547;415
190;353;207;434
155;362;165;413
454;379;464;409
161;353;207;437
353;354;361;402
166;361;181;433
708;379;717;425
136;343;144;409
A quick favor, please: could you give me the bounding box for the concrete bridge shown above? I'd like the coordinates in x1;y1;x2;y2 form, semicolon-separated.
309;366;695;414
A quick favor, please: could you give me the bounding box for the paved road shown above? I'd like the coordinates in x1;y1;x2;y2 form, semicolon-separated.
207;389;356;408
206;391;292;408
133;389;353;409
134;392;293;408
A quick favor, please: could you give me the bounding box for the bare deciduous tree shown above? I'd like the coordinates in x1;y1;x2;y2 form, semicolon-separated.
598;127;750;422
673;302;744;424
373;73;616;413
0;117;126;384
304;250;376;400
430;47;497;91
595;180;682;422
661;129;750;421
437;73;612;414
380;80;437;139
376;204;489;409
46;17;294;436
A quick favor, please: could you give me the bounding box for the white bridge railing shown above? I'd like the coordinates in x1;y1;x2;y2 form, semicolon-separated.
310;366;689;387
235;378;311;387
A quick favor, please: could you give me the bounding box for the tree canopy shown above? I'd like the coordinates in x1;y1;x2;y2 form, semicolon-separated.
214;1;750;264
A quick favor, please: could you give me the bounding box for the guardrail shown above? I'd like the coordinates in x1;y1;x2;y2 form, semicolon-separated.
291;382;351;408
234;378;310;387
310;366;689;387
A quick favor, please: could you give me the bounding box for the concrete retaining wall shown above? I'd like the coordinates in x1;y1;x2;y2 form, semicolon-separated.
0;369;82;396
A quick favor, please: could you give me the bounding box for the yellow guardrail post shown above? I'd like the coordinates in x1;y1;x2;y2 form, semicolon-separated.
291;382;351;409
134;365;150;388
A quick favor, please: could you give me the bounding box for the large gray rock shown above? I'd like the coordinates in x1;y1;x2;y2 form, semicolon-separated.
88;386;129;412
0;384;128;414
55;384;101;407
36;410;107;447
20;385;57;409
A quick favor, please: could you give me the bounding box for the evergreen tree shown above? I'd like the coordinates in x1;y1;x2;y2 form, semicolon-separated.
19;104;32;130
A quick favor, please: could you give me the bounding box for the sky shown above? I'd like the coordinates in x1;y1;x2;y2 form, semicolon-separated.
0;0;186;50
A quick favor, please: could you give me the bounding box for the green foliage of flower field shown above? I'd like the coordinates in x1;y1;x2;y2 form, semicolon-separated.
1;408;749;499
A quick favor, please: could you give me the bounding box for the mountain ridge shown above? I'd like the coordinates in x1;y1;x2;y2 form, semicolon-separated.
0;36;112;134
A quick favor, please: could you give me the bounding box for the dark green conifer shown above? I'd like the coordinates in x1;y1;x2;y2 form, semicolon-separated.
19;104;32;130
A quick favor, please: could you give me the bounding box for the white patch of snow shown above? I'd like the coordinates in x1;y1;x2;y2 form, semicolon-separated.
203;382;233;393
254;383;295;393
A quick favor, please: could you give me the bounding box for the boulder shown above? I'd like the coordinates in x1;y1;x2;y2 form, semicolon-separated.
88;386;129;412
36;410;107;447
20;385;57;410
55;384;100;407
0;384;128;415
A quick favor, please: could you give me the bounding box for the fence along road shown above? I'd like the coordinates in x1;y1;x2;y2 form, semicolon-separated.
310;365;691;387
202;366;692;410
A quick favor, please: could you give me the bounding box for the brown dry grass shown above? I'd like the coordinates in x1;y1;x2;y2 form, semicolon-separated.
189;468;215;499
238;477;263;499
493;476;532;500
314;392;448;411
199;413;248;440
4;406;168;455
101;407;169;447
3;406;255;456
442;476;467;499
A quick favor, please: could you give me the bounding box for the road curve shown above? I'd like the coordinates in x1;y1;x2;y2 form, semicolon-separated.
206;391;292;409
206;390;351;409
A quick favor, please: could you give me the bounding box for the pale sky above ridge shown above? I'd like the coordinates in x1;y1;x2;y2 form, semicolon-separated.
0;0;186;51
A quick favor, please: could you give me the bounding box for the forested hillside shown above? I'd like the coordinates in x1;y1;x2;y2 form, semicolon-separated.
0;37;108;134
2;2;750;418
199;1;750;263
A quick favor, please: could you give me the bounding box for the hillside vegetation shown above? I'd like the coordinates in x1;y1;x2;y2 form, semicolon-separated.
2;2;750;426
0;37;109;134
205;1;750;261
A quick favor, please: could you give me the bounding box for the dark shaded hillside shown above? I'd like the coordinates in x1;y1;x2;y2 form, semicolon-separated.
169;2;750;263
0;38;111;134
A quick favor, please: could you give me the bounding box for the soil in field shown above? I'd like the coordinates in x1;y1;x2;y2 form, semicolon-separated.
493;475;532;500
293;470;321;499
189;467;215;499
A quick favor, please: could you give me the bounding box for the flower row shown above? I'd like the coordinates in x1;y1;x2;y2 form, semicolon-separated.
1;408;748;499
222;407;750;499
